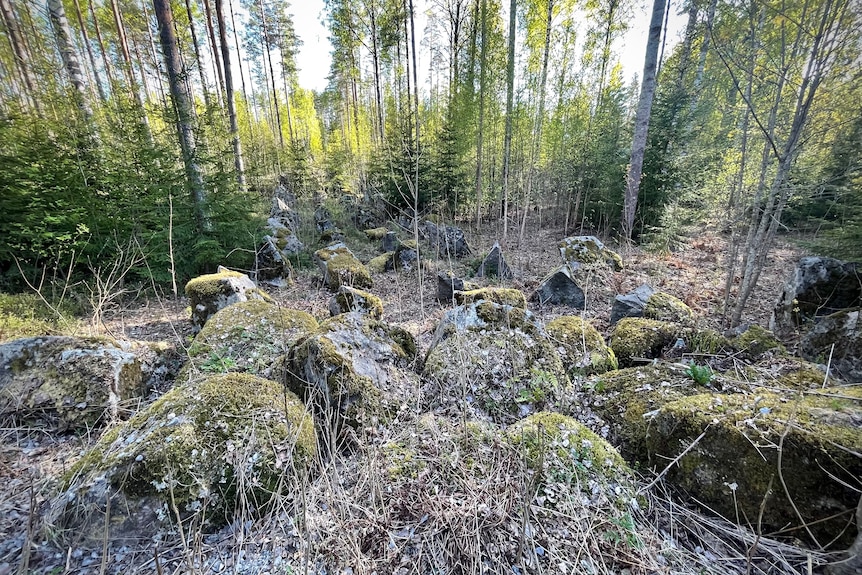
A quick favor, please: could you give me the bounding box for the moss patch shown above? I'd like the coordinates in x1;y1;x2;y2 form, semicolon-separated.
609;318;679;366
546;316;617;375
729;324;783;357
329;286;384;319
364;227;389;240
315;245;373;290
454;287;526;309
644;292;694;326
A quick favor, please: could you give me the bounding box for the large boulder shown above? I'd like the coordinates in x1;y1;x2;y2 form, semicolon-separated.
530;265;585;308
256;218;302;283
0;336;168;430
454;287;526;309
771;257;862;341
436;272;465;303
185;267;271;331
314;243;372;290
558;236;623;271
328;286;384;320
545;316;617;376
643;292;695;326
280;313;418;436
476;242;513;279
610;284;654;325
608;318;679;367
422;301;569;423
423;221;471;258
798;309;861;382
48;373;316;546
185;300;318;380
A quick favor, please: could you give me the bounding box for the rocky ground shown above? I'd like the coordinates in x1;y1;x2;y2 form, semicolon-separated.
1;219;857;575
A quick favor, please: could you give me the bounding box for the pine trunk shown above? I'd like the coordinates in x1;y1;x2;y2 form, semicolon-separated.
214;0;245;189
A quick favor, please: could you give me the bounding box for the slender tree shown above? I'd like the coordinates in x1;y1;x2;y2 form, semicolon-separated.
215;0;246;188
501;0;516;240
71;0;106;102
48;0;93;121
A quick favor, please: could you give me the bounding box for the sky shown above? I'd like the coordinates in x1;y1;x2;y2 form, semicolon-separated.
288;0;688;93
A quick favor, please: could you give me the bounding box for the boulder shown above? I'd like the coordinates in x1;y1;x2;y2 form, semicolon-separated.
422;301;569;424
771;257;862;341
454;287;526;309
328;286;384;320
726;324;783;358
270;197;300;230
609;318;679;367
49;373;316;546
185;267;271;331
314;205;335;233
364;241;418;274
185;300;318;380
0;336;161;430
423;221;471;258
280;313;418;436
643;292;695;326
530;265;585;308
436;272;465;302
368;252;395;274
559;236;623;271
314;243;372;290
255;234;296;283
610;284;654;325
382;231;399;253
364;227;389;241
798;309;861;382
545;316;617;376
476;242;513;279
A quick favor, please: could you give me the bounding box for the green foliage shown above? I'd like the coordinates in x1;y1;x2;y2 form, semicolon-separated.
0;292;81;342
685;362;713;386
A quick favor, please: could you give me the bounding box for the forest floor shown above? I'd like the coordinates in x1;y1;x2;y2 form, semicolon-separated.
0;222;819;575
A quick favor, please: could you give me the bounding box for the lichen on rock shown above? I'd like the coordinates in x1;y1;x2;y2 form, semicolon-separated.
643;292;694;326
454;287;526;309
328;286;384;319
364;227;389;240
546;315;617;376
314;243;373;290
559;236;623;271
185;267;272;331
50;373;316;545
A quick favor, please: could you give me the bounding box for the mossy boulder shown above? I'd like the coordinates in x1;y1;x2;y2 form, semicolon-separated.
185;267;272;331
559;236;623;271
643;292;694;326
280;313;418;437
546;316;617;376
728;324;783;357
364;227;389;240
609;318;679;366
648;386;862;548
185;300;318;380
367;252;394;273
0;336;161;430
454;287;526;309
50;373;316;546
314;243;372;290
328;286;383;320
422;301;569;424
798;309;861;382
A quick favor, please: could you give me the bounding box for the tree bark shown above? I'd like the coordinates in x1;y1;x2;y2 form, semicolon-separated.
49;0;93;120
201;0;225;105
71;0;106;102
622;0;665;241
474;0;487;228
153;0;208;232
88;0;114;88
0;0;39;110
184;0;212;107
215;0;245;189
258;0;284;149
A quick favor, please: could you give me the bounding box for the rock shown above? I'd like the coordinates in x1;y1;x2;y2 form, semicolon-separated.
827;497;862;575
798;309;861;382
422;301;569;424
476;242;513;279
270;197;300;230
454;287;526;309
185;267;271;331
609;318;679;367
320;227;345;244
546;316;617;376
314;206;335;233
382;231;399;253
388;247;418;271
530;265;585;308
423;221;471;258
643;292;695;326
48;373;316;546
436;272;465;302
328;286;383;320
314;243;372;290
368;252;394;274
0;336;157;430
364;227;389;241
185;300;318;380
727;324;783;358
559;236;623;271
280;313;417;436
771;257;862;341
256;235;296;283
610;284;654;325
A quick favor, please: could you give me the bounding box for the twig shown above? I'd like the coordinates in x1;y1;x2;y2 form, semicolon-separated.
777;414;823;549
640;427;711;493
823;343;835;388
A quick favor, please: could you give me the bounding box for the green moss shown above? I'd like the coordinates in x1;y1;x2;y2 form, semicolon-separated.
455;287;526;309
398;239;418;251
609;318;679;366
546;316;617;375
367;252;394;273
644;292;694;325
729;325;783;356
559;238;623;271
65;373;316;524
316;248;373;290
685;328;728;354
330;287;384;319
364;227;389;240
185;269;246;299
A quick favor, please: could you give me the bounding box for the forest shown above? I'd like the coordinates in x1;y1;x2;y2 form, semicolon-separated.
0;0;859;321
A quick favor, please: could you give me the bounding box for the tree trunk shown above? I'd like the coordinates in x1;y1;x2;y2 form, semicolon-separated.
71;0;106;102
153;0;208;232
88;0;115;88
501;0;516;241
48;0;93;120
621;0;665;241
201;0;225;105
370;4;385;144
0;0;39;110
215;0;245;189
474;0;487;229
258;0;284;149
184;0;212;107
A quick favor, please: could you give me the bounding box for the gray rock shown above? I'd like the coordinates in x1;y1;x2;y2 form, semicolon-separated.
0;336;163;430
530;265;585;308
313;243;372;290
476;242;513;279
559;236;623;271
423;221;471;258
771;257;861;341
798;309;861;382
185;267;270;330
328;286;383;320
382;231;399;253
610;284;655;325
436;272;465;302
